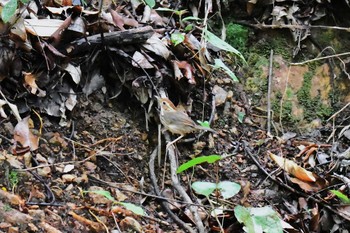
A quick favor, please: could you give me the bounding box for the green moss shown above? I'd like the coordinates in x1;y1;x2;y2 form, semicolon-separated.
250;34;292;60
297;71;333;121
226;23;249;55
272;92;298;125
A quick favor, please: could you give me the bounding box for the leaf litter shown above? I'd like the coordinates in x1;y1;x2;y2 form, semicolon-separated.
0;0;349;232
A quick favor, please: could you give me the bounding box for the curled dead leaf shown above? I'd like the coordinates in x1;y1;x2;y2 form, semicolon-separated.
268;151;316;182
13;116;39;151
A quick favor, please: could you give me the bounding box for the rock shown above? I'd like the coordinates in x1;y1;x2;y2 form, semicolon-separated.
213;85;228;106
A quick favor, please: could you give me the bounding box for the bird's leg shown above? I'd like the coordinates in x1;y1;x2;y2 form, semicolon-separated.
166;135;184;150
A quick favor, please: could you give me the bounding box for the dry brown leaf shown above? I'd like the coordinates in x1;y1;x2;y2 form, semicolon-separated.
110;9;125;30
174;60;196;84
142;34;170;59
23;72;46;97
132;51;153;69
25;19;65;37
268;151;316;182
13;116;39;151
289;177;323;192
119;217;142;233
10;18;27;42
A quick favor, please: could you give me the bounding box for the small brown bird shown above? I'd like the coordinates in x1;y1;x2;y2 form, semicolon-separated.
156;96;215;148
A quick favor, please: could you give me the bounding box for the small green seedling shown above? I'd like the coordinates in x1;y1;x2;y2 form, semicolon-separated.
234;205;283;233
192;180;241;199
330;190;350;204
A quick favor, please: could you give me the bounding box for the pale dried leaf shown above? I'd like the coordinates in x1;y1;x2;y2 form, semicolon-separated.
175;60;196;84
0;99;8;118
142;35;170;59
25;19;65;37
119;217;142;233
63;164;75;173
268;152;316;182
13;116;39;151
132;51;153;69
65;64;81;84
65;88;77;111
110;9;125;30
62;174;77;182
4;153;23;169
67;17;85;34
141;5;151;23
11;18;27;41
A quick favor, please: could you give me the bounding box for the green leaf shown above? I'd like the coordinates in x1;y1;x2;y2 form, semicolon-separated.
144;0;155;8
197;120;210;128
20;0;29;4
251;206;283;233
171;33;185;47
192;181;216;197
184;24;193;32
212;59;239;82
182;16;202;22
330;190;350;204
177;155;221;173
204;29;246;63
237;111;245;123
119;202;145;216
234;205;257;233
235;206;283;233
1;0;17;23
84;190;115;201
155;7;176;12
217;181;241;199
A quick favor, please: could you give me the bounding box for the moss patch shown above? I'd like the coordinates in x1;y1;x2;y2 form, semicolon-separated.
297;71;333;121
226;23;249;55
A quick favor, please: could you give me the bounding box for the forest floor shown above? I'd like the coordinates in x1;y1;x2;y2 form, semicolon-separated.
1;0;350;232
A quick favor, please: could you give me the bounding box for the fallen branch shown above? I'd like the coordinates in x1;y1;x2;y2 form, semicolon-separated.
165;133;206;233
149;147;196;233
63;26;154;56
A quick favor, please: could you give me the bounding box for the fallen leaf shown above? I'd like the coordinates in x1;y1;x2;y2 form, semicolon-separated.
268;151;316;182
119;217;142;233
13;116;39;151
142;34;170;59
174;60;196;84
23;72;46;97
132;51;153;69
65;64;81;84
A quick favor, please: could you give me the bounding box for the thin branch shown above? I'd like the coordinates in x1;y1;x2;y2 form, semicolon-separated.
290;52;350;66
267;49;273;135
327;101;350;121
149;147;196;233
165;132;206;233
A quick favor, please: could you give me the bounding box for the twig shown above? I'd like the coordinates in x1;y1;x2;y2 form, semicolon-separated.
267;49;273;135
232;20;350;32
327;101;350;121
165;132;206;233
290;52;350;66
149;147;196;233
